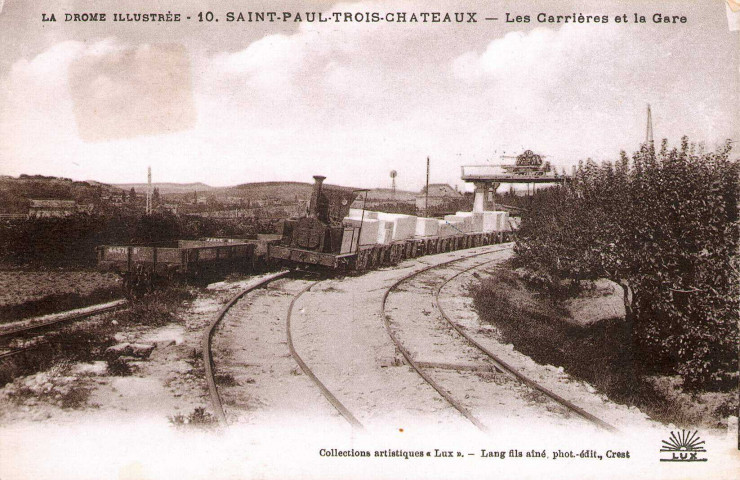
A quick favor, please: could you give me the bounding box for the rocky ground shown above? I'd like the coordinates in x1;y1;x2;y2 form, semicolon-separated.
0;276;274;427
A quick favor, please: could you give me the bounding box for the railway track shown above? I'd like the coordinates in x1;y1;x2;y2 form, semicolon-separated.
0;300;127;340
285;281;365;430
206;243;616;432
0;300;128;362
382;247;619;433
203;270;364;428
433;258;619;433
201;271;291;425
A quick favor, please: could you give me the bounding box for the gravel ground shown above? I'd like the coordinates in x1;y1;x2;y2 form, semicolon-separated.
384;253;596;431
211;277;351;432
291;248;520;433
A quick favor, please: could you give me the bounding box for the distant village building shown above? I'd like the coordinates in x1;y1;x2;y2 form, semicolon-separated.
158;204;179;215
28;199;78;218
415;184;462;210
102;191;127;204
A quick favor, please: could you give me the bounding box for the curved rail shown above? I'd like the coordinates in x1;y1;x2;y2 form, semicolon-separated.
433;260;619;433
286;282;365;430
380;245;514;432
201;271;290;425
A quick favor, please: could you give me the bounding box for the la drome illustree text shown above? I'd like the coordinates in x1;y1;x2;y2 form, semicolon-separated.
41;11;688;24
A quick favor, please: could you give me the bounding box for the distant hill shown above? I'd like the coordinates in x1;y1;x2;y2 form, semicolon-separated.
0;175;420;214
0;175;123;214
114;182;215;194
119;181;416;204
213;181;360;202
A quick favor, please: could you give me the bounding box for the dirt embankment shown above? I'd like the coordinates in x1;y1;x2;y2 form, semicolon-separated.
0;271;122;323
471;265;737;432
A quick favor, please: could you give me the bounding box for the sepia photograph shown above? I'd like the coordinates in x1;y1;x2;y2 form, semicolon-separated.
0;0;738;478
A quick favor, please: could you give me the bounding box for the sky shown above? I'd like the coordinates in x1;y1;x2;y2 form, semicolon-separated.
0;0;738;191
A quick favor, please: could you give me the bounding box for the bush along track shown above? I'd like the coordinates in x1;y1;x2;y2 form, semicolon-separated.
486;137;738;428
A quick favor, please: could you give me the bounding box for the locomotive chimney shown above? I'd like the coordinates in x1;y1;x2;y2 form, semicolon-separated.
309;175;326;218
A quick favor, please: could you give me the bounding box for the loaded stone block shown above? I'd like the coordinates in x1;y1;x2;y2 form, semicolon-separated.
376;213;417;241
415;217;440;237
342;217;381;246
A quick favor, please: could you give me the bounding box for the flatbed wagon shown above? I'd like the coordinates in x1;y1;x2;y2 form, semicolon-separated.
269;230;510;271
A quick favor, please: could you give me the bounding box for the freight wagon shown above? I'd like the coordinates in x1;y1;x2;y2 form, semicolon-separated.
97;239;258;293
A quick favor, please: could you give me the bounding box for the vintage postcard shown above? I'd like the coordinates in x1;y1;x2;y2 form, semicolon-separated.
0;0;738;479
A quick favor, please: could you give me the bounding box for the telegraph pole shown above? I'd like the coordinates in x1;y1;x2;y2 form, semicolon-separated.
646;104;654;145
425;156;430;217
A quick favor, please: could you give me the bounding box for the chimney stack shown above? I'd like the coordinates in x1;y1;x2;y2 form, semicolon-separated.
309;175;327;219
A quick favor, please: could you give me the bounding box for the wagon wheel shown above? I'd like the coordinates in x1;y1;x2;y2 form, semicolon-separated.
369;247;380;269
399;244;408;262
380;247;389;266
392;245;402;265
390;245;400;265
364;249;374;270
383;247;391;266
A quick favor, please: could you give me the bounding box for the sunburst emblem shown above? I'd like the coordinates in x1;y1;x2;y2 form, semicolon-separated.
659;430;707;462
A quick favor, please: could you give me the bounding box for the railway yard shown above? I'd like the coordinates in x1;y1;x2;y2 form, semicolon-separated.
0;244;659;431
0;172;737;480
0;238;738;480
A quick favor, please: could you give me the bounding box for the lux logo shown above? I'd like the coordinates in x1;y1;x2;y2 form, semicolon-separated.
659;430;708;463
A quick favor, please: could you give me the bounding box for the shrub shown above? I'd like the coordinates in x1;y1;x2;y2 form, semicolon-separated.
106;357;133;376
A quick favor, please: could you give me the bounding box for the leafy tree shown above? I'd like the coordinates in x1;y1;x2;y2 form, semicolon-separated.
515;137;739;389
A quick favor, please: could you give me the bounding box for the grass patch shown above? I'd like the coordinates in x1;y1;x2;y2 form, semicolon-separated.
106;357;133;376
214;373;239;387
119;284;195;326
471;264;737;429
169;407;219;431
0;322;117;387
4;360;92;410
0;282;192;387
